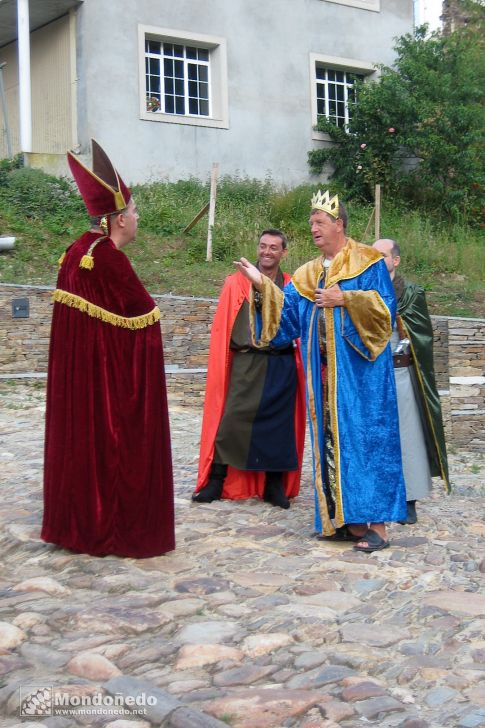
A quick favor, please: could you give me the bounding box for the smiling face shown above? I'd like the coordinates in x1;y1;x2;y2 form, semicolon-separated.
257;233;287;275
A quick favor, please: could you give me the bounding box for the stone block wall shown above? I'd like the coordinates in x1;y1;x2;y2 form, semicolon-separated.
0;287;52;374
0;284;483;450
0;285;216;373
448;319;485;451
154;294;217;369
166;372;207;409
432;317;449;392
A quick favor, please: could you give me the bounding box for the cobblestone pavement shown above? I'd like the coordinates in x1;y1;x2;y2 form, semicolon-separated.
0;381;484;728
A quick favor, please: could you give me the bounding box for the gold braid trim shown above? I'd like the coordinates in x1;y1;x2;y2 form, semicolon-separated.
307;306;335;537
249;275;284;347
326;308;344;527
58;252;66;269
52;289;161;329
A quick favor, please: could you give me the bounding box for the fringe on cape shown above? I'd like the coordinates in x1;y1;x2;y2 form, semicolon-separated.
52;289;161;329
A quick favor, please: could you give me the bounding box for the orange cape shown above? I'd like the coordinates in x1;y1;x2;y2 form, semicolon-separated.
195;271;306;500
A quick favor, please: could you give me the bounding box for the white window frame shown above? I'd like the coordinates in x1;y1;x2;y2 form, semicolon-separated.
138;24;229;129
309;53;377;141
319;0;380;12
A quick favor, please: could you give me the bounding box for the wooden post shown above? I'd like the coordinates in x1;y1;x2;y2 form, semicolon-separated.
182;202;210;234
206;162;219;262
362;207;375;242
375;184;381;241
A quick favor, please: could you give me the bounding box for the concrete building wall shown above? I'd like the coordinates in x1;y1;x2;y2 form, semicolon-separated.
74;0;414;185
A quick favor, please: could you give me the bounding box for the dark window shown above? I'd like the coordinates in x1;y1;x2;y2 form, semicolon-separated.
145;39;211;117
316;67;364;128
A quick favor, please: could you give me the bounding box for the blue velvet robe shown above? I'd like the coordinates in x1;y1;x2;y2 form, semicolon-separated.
252;240;406;534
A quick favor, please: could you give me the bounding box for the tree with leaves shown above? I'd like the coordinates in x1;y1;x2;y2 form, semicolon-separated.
308;1;485;225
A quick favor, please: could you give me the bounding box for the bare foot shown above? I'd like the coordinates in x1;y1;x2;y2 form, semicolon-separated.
355;522;389;551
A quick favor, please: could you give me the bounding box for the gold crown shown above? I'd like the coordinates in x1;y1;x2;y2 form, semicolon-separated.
310;189;339;219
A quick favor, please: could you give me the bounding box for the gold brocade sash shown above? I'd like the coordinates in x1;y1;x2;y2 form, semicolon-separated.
52;289;161;329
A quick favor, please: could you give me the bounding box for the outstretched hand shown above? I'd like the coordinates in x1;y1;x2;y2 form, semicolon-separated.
234;257;263;291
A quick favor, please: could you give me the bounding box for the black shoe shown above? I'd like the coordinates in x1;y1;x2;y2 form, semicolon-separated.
192;463;227;503
264;472;290;509
399;500;417;525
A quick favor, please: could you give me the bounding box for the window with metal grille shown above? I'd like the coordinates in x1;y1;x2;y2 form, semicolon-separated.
315;67;364;128
145;40;211;117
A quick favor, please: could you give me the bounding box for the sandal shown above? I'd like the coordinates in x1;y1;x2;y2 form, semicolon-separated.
353;528;390;552
317;525;365;542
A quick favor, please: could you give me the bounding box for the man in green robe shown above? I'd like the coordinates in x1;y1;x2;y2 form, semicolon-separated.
373;239;450;524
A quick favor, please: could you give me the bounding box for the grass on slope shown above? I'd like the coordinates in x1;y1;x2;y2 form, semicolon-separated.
0;168;483;315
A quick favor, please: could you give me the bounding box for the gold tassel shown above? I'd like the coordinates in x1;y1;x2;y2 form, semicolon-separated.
78;237;105;271
79;254;94;270
58;252;66;269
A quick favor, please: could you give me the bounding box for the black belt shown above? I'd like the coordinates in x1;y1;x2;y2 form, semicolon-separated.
232;346;294;356
393;353;412;368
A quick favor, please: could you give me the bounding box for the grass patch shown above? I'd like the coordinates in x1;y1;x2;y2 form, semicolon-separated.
0;167;483;315
217;714;236;726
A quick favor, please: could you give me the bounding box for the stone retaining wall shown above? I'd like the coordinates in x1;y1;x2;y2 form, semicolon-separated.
1;284;483;450
0;285;217;373
448;319;485;452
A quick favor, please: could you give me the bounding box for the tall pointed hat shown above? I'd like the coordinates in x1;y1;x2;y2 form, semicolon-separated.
67;139;131;217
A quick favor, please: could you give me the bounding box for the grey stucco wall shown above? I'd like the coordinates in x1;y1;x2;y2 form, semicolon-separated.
75;0;414;185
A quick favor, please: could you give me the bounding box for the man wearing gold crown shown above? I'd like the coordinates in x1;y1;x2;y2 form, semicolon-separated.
235;190;407;552
41;140;175;557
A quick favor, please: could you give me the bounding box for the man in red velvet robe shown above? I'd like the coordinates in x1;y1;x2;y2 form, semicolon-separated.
41;140;175;557
192;230;306;509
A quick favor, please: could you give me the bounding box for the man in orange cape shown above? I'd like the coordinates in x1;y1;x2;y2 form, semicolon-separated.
193;229;305;508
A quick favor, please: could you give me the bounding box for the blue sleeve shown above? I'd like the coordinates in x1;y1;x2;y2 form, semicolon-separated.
253;281;303;348
272;281;302;346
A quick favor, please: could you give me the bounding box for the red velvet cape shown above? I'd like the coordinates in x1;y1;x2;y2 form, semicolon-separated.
195;271;306;500
42;232;175;557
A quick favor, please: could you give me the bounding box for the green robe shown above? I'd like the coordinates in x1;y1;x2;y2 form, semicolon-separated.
394;275;450;492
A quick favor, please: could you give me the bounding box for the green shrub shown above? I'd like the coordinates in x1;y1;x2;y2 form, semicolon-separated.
135;178;207;236
0;154;24;187
215;176;272;207
308;11;485;225
0;167;85;233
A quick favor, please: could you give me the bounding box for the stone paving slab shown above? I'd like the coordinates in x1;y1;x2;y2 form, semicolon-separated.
0;381;484;728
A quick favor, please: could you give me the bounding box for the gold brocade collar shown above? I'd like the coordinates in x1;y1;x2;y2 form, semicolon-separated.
292;238;383;300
